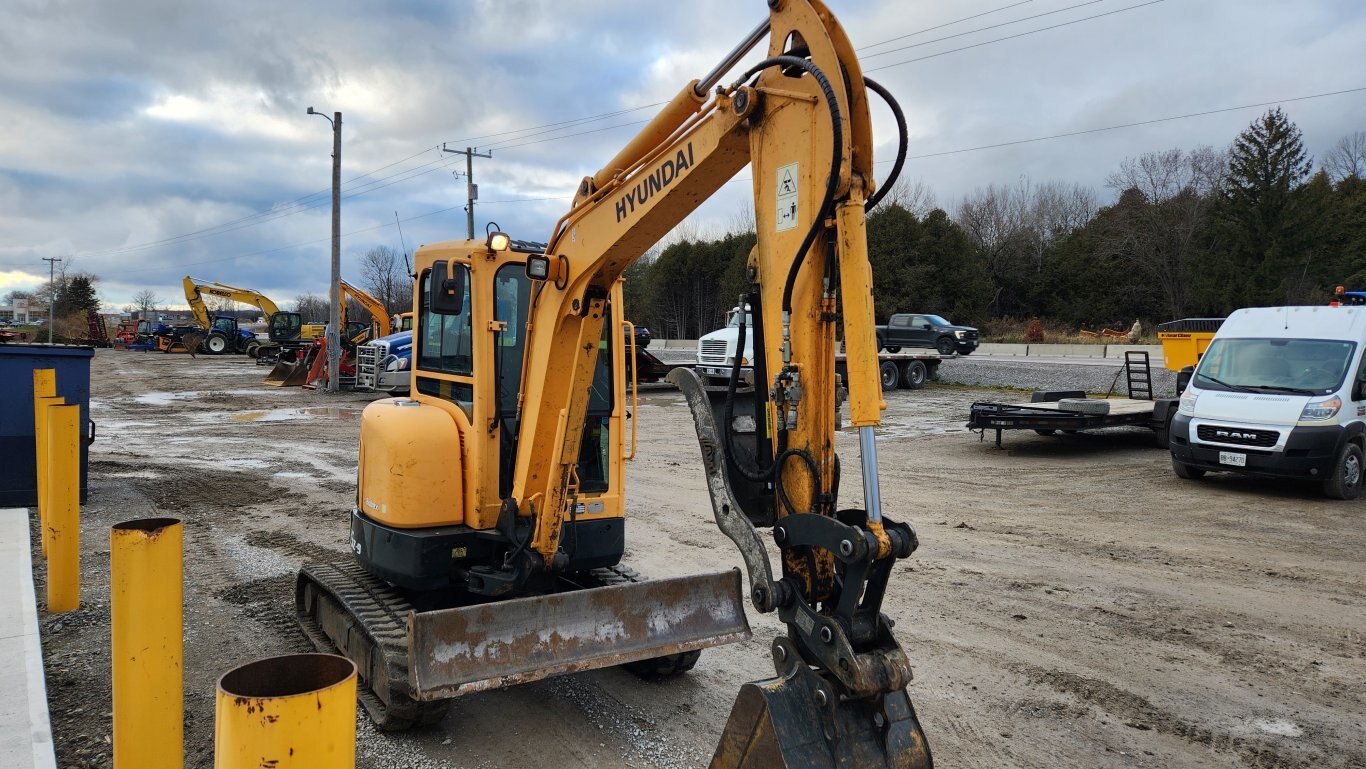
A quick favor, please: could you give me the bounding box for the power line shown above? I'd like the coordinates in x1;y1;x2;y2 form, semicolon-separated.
75;1;1166;259
860;0;1108;59
858;0;1037;51
866;0;1165;72
901;86;1366;161
105;84;1366;281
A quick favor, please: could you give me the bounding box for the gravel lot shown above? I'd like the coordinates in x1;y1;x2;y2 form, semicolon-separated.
31;349;1364;768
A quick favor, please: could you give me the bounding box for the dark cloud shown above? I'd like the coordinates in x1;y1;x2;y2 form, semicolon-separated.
2;0;1363;308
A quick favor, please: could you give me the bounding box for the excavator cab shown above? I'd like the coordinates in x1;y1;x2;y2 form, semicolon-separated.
297;239;751;727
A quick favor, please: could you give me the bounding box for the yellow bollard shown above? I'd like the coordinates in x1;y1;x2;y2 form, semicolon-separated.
32;367;59;558
35;395;68;559
111;518;184;769
45;403;81;612
215;654;357;769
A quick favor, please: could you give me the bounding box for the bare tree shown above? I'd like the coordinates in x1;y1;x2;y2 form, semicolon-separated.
726;199;757;235
359;245;412;316
1324;131;1366;182
956;177;1095;315
1102;146;1223;319
878;178;938;218
129;289;161;320
294;293;329;323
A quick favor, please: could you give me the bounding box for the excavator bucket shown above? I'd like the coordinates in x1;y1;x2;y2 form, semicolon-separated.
710;667;933;769
407;569;751;700
263;358;309;386
263;345;317;387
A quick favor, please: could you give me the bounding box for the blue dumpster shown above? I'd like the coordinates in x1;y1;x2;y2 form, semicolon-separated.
0;344;95;506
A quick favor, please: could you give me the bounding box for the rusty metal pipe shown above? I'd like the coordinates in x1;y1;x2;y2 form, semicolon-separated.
214;654;357;769
111;517;183;769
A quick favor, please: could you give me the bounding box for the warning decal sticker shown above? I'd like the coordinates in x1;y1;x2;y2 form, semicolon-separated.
776;162;798;232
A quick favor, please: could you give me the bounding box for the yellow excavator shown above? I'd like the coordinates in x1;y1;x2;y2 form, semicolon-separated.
182;276;323;357
265;279;393;387
296;2;931;766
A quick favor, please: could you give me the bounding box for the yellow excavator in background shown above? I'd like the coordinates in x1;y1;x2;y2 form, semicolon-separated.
296;2;930;766
182;276;322;357
265;279;393;387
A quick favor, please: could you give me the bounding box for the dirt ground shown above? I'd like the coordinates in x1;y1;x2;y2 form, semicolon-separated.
31;349;1365;768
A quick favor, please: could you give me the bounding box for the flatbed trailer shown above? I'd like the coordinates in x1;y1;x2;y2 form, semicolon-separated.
966;351;1179;448
700;350;948;392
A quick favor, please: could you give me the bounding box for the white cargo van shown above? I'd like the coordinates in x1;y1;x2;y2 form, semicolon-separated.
1169;305;1366;499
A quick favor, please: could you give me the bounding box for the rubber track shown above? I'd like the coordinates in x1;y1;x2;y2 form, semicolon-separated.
295;560;450;731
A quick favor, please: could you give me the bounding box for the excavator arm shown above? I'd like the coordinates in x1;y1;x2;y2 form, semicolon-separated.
182;276;284;327
339;279;391;341
500;3;929;766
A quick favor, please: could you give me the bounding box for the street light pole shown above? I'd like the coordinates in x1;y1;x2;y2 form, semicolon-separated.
308;107;342;392
41;257;61;343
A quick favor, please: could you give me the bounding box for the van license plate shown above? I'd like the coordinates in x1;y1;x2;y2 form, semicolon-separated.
1219;451;1246;467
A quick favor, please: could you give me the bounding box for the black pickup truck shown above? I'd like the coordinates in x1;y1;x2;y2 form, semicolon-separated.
876;313;979;356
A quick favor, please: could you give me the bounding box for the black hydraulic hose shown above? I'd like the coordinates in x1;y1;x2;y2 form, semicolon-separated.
862;77;908;212
735;55;843;315
775;448;821;517
724;302;773;483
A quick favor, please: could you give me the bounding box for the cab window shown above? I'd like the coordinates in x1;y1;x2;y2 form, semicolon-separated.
417;267;474;407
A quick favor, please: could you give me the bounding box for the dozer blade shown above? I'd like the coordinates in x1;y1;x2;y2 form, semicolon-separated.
710;667;933;769
408;569;750;701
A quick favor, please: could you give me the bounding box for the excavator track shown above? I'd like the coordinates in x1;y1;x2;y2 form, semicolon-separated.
295;560;450;731
296;560;702;731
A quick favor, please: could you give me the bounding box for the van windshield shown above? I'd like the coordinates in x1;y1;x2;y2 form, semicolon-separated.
1193;338;1355;395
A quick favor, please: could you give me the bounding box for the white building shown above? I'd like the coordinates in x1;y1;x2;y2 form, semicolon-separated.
0;296;47;324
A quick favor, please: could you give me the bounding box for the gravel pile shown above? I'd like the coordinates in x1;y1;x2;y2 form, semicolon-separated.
936;357;1179;397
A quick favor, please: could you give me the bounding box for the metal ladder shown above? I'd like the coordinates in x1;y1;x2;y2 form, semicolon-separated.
1125;350;1152;400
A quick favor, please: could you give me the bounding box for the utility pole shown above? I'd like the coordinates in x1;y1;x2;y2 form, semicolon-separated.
442;144;492;239
308;107;342;392
41;257;61;343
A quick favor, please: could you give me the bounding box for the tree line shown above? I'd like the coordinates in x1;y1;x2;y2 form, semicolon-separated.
622;109;1366;337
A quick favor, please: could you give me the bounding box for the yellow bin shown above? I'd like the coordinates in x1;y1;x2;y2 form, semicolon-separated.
214;654;357;769
1156;318;1224;372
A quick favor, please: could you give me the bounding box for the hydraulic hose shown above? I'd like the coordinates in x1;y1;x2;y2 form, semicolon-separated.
723;299;773;483
862;77;908;212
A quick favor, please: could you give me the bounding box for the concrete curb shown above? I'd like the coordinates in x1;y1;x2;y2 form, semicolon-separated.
0;508;56;769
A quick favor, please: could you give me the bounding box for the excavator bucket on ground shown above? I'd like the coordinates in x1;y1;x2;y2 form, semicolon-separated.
710;640;933;769
407;570;751;700
263;345;317;387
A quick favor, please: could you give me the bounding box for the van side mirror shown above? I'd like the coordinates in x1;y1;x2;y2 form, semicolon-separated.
429;261;465;315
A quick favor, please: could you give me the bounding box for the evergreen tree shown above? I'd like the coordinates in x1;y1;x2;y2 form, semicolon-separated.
1215;108;1317;307
54;274;100;317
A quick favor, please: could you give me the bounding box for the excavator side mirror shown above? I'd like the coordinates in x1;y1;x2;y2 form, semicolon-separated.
429;261;466;315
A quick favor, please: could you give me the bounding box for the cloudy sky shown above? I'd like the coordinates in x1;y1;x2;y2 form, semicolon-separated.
2;0;1363;310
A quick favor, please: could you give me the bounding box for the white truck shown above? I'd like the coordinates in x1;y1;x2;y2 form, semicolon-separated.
696;307;947;391
1169;305;1366;499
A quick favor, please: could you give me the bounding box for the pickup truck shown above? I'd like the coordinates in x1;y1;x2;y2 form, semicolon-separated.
876;313;978;356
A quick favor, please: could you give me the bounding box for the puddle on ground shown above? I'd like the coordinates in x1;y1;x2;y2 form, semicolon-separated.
133;388;281;406
223;407;364;422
